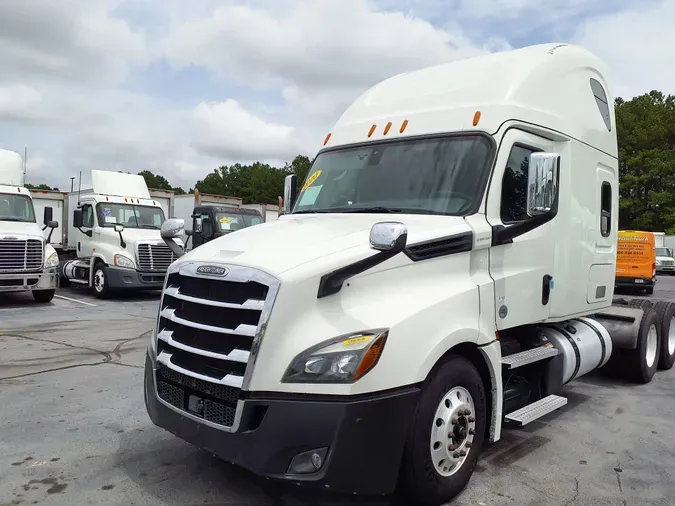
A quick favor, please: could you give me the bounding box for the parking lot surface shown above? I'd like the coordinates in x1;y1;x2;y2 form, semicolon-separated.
3;279;675;506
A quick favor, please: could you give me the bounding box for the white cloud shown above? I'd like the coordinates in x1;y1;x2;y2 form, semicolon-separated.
0;0;672;192
191;99;311;162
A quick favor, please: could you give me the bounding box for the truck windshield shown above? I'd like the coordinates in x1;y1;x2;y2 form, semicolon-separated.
291;134;494;216
0;193;36;223
214;212;263;232
656;247;672;257
96;203;165;229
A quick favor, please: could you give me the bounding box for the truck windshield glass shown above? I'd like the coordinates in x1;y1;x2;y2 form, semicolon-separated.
656;247;672;257
292;135;493;216
0;193;36;222
96;203;165;229
214;212;263;232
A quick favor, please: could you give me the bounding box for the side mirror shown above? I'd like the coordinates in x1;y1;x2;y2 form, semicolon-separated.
43;206;53;226
185;229;193;237
369;222;408;253
161;218;186;258
47;220;58;229
194;217;203;233
527;152;560;217
283;174;297;214
114;224;124;233
73;209;83;228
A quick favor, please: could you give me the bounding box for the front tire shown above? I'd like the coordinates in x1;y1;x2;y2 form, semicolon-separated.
91;262;110;299
399;355;487;505
32;289;55;303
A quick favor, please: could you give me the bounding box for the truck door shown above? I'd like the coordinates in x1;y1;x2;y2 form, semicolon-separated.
77;202;96;258
485;129;558;330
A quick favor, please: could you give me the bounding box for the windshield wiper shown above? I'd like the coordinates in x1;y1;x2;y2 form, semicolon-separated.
0;217;29;222
338;206;404;214
138;224;160;229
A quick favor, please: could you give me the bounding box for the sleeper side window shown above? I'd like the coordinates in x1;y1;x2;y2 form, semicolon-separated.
500;145;536;223
601;182;611;237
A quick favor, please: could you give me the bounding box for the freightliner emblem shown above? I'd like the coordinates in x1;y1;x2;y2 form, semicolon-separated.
196;265;228;276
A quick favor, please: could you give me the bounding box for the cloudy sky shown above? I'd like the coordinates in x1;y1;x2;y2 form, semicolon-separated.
0;0;672;191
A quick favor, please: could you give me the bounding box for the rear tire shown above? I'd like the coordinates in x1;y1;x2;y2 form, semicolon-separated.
32;289;55;303
629;298;653;310
653;301;675;370
399;355;487;505
618;307;660;383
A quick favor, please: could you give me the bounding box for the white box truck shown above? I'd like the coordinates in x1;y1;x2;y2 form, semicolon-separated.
57;170;182;298
0;149;59;302
145;44;675;505
242;203;279;222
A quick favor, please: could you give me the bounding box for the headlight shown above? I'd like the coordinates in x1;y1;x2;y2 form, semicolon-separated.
282;329;388;384
656;259;662;265
114;254;135;269
45;251;59;268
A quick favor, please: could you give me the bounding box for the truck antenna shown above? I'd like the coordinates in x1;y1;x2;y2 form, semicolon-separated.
24;146;27;176
77;171;82;204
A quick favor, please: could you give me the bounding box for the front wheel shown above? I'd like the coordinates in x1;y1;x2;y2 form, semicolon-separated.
91;263;110;299
32;289;55;303
399;355;487;505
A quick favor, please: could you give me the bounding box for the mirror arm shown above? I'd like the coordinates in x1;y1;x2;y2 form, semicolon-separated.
117;230;126;249
492;212;554;246
77;227;93;238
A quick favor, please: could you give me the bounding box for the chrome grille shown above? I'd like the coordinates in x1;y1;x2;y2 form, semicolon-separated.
154;263;279;431
138;244;176;271
0;239;43;272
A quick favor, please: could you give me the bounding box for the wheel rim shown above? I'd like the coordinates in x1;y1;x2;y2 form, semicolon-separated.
646;323;658;368
94;269;105;292
430;386;476;477
668;317;675;356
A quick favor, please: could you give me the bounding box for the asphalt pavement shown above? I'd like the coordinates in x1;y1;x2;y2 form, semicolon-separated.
2;278;675;506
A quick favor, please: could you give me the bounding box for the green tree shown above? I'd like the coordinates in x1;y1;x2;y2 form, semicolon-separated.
25;183;59;191
615;91;675;232
138;170;187;196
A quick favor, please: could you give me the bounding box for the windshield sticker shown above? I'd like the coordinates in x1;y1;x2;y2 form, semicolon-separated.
219;217;232;223
101;208;112;217
301;170;322;192
104;216;117;223
298;185;322;206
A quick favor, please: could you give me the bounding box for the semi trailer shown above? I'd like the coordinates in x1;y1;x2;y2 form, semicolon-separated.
55;170;182;298
144;43;675;505
0;149;59;303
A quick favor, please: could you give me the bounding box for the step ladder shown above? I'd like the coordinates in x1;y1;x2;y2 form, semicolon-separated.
504;395;568;426
501;345;558;369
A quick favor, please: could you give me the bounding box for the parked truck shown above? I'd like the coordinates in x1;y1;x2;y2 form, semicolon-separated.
0;149;59;303
50;170;181;298
242;203;279;222
144;44;675;505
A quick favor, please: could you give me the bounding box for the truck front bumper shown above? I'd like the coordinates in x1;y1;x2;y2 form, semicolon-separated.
143;352;420;495
106;267;166;290
0;268;59;293
656;265;675;274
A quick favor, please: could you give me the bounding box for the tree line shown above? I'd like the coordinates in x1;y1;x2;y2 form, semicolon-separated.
28;91;675;232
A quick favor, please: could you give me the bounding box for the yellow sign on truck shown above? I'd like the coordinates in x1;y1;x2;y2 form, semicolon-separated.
615;230;656;294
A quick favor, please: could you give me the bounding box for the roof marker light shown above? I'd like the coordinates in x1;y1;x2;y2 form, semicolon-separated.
383;122;392;135
324;133;332;145
400;119;408;133
473;111;481;126
368;124;377;138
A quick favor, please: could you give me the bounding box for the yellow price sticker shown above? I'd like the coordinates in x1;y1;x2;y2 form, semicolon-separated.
219;217;232;223
301;169;322;192
343;335;371;346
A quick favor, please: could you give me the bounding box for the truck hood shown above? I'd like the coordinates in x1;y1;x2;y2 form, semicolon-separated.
98;227;182;246
176;213;472;276
0;220;44;240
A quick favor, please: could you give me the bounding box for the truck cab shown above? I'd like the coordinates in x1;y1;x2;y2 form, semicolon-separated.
189;205;264;249
61;170;182;298
655;246;675;275
0;149;59;303
145;44;672;505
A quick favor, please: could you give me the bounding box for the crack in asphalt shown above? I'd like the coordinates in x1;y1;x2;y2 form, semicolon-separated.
0;330;150;381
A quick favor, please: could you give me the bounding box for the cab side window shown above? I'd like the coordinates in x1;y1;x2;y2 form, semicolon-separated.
501;145;536;223
81;204;94;228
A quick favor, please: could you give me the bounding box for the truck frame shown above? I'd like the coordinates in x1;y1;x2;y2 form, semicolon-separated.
143;43;675;505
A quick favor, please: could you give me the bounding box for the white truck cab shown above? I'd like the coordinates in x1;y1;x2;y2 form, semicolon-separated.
145;44;674;505
61;170;182;298
0;149;59;302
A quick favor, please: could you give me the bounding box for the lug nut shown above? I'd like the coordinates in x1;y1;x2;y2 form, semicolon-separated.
453;452;460;458
451;418;458;425
448;444;456;451
460;450;467;457
465;442;472;448
468;416;475;422
465;409;472;416
469;429;475;435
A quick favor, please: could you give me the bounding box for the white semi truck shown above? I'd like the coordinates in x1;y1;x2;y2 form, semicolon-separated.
0;149;59;302
56;170;182;298
144;44;675;505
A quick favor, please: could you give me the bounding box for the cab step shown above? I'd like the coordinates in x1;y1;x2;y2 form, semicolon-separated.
68;279;89;285
501;345;558;369
504;394;568;426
